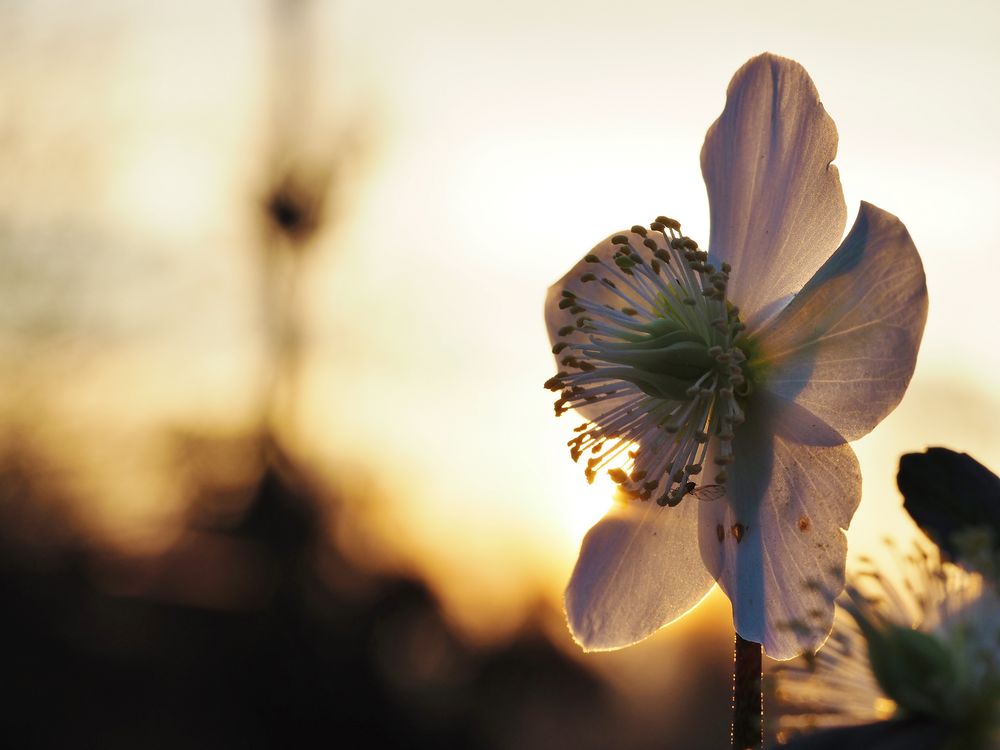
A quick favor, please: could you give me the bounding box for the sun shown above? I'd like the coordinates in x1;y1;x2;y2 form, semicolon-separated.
560;440;635;544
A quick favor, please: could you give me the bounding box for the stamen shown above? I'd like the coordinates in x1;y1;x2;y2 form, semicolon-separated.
547;216;752;504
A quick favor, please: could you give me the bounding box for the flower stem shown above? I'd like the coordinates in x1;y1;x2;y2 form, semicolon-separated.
733;634;762;749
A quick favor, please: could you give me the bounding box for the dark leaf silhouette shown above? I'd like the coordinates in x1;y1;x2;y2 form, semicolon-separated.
897;447;1000;559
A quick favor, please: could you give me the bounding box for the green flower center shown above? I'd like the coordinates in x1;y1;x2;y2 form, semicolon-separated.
545;217;752;506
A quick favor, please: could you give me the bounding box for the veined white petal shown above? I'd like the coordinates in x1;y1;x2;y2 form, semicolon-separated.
752;202;928;442
565;497;715;651
698;394;860;660
701;53;846;327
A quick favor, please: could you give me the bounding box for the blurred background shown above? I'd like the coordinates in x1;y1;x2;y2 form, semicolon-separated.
1;1;999;747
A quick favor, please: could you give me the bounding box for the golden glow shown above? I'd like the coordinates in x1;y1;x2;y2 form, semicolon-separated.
4;1;1000;661
563;445;630;544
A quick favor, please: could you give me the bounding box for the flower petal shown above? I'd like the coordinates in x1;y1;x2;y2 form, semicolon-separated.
565;496;715;651
701;53;847;326
752;202;928;442
699;393;861;659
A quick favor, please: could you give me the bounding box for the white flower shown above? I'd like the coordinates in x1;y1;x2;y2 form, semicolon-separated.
773;544;1000;747
544;53;928;659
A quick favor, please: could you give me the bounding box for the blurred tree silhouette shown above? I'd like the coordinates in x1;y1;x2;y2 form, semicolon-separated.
0;3;736;748
0;438;736;750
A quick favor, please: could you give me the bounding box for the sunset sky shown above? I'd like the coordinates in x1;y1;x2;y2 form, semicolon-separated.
2;0;999;661
310;0;1000;639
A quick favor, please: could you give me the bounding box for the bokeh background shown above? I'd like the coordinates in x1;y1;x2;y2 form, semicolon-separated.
2;1;999;747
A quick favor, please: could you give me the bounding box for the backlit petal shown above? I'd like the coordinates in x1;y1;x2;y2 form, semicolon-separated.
566;496;715;651
701;53;846;327
753;202;928;441
699;393;860;659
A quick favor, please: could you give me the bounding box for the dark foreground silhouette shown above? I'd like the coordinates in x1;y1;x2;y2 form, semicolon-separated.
0;446;728;749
